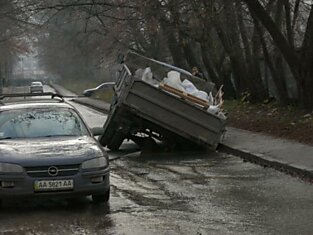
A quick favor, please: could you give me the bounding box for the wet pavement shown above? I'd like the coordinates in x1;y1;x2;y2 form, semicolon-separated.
1;87;313;234
2;145;313;235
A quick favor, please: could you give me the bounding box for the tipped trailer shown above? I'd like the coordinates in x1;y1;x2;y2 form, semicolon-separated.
99;52;226;151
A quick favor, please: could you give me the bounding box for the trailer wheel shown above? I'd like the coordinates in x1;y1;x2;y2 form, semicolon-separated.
99;122;118;147
107;132;125;150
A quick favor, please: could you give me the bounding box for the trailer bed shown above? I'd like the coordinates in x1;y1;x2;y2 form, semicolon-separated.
99;53;226;151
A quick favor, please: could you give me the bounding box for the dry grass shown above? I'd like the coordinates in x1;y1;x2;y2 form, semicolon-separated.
224;100;313;145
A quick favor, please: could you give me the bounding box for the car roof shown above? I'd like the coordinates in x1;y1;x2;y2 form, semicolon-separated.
0;101;74;111
96;82;115;89
0;93;75;111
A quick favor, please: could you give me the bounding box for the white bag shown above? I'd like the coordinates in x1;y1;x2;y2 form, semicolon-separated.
163;71;185;91
207;105;220;115
142;67;158;86
182;79;198;94
193;90;209;101
181;79;210;102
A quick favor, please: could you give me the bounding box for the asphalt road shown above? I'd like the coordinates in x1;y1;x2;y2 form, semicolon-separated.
1;87;313;234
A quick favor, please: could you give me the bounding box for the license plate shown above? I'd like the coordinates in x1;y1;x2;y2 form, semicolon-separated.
34;179;74;191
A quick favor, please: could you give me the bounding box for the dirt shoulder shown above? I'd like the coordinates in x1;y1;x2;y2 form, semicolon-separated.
224;100;313;146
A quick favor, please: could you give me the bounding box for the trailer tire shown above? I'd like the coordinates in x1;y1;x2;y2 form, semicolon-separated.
99;122;118;147
107;132;125;150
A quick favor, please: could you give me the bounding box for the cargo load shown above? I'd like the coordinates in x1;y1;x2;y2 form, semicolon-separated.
99;52;226;151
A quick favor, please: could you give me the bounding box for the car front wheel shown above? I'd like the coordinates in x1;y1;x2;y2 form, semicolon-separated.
92;189;110;203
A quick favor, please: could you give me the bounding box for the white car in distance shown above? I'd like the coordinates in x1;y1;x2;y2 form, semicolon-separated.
30;81;44;93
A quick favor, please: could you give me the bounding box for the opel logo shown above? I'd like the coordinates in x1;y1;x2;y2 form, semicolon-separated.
48;166;59;176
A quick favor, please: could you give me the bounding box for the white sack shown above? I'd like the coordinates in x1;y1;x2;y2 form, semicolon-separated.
207;105;220;115
193;90;209;101
182;79;198;94
142;67;159;86
163;71;185;91
182;79;210;102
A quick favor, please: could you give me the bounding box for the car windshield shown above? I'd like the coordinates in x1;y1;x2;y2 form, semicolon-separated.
0;108;90;139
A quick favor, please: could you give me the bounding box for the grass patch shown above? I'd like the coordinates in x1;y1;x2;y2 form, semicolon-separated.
59;80;98;94
223;99;313;145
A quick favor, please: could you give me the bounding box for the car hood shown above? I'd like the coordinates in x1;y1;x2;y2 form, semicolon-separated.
0;136;104;166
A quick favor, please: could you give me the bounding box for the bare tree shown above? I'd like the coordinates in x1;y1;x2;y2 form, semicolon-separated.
18;0;313;107
243;0;313;109
0;0;32;91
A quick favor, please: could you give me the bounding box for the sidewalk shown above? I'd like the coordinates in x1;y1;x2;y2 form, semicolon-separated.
52;84;313;180
220;128;313;179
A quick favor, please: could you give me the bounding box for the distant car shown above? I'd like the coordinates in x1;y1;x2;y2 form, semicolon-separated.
83;82;115;97
30;81;43;93
0;94;110;204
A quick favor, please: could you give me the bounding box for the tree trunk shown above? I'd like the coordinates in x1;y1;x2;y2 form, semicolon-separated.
255;15;290;104
236;1;267;101
200;43;221;85
299;6;313;109
214;1;252;98
0;64;3;94
243;0;299;80
178;31;199;70
160;21;188;69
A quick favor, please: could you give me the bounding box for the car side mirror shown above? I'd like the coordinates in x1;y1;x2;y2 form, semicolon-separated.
91;127;105;136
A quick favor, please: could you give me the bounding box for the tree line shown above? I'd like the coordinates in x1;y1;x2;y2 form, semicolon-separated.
2;0;313;109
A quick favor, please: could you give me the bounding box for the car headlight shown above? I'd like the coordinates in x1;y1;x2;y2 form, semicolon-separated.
0;163;23;173
82;157;107;169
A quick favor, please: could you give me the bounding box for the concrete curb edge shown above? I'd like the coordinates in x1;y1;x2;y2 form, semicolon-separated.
218;144;313;182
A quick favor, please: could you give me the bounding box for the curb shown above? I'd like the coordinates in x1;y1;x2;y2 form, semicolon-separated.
218;144;313;182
